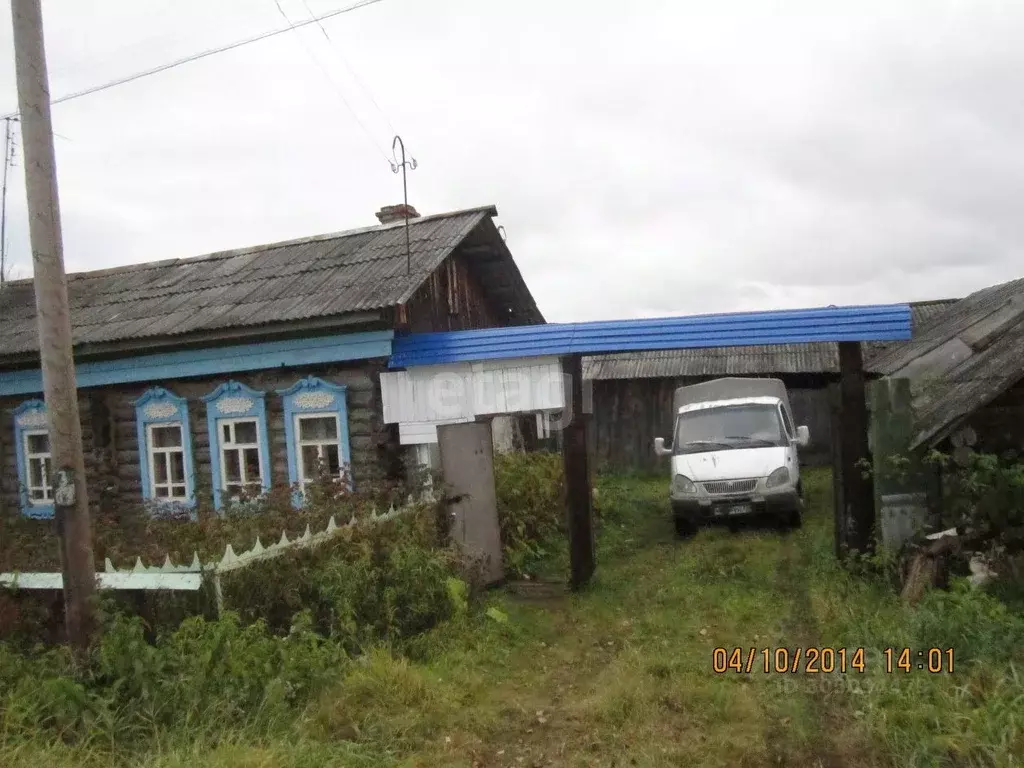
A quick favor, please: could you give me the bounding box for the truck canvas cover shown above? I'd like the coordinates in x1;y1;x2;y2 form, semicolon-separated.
673;377;793;417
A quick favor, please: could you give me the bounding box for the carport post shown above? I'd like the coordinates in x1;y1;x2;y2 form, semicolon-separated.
561;353;595;589
836;342;874;557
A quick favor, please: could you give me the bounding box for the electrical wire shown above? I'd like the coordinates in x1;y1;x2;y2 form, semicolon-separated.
0;0;386;120
298;0;398;137
271;0;390;162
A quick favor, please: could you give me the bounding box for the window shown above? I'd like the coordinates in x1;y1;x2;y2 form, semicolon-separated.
202;381;270;509
673;403;787;454
220;420;263;495
279;376;352;503
296;414;342;488
14;400;54;518
134;387;195;507
779;405;795;439
147;423;188;500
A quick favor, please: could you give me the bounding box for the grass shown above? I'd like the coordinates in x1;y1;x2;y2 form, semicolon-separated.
2;467;1022;767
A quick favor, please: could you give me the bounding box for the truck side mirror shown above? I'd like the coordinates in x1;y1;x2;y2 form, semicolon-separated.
654;437;672;457
795;426;810;448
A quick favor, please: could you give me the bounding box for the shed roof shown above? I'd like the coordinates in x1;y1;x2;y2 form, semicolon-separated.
581;300;956;380
388;304;913;368
0;205;543;360
869;277;1024;448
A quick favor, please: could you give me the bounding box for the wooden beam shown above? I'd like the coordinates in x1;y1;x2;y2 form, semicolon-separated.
837;341;874;557
561;353;595;589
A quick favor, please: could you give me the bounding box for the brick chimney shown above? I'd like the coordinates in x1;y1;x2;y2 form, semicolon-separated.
376;203;420;225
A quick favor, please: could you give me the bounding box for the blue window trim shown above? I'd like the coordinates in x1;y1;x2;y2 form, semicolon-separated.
201;380;271;510
278;376;351;506
13;399;54;519
0;330;394;396
134;387;196;510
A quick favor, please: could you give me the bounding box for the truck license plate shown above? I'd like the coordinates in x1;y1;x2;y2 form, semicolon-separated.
727;504;752;516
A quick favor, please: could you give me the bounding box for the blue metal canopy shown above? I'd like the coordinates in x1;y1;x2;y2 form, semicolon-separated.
388;304;912;368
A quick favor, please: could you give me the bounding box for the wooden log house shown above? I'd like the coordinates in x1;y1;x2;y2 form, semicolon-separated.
0;204;543;522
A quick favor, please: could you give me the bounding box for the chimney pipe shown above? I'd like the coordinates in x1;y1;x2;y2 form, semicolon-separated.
376;204;420;225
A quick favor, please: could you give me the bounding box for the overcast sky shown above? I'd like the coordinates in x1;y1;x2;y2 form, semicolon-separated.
0;0;1021;322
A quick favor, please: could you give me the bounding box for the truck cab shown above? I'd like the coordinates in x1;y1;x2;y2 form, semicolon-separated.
653;377;810;537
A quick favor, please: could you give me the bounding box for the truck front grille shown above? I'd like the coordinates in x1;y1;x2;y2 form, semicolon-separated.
702;479;758;495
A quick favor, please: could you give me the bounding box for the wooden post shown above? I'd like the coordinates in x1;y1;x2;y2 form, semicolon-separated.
561;353;595;589
828;382;846;558
837;342;873;557
11;0;96;649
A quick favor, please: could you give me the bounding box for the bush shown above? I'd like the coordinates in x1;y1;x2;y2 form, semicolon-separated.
0;610;345;746
220;503;465;652
927;449;1024;553
493;452;565;576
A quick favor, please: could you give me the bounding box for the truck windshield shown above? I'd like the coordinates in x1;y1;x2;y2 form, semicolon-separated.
673;403;786;454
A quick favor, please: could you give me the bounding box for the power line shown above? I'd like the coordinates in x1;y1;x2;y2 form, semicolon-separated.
298;0;398;137
0;0;386;121
271;0;390;162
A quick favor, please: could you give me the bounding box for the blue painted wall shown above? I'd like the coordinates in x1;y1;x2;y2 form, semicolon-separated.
0;330;394;396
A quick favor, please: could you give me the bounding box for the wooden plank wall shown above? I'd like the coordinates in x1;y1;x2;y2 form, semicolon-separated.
404;251;501;333
588;375;835;473
0;359;393;521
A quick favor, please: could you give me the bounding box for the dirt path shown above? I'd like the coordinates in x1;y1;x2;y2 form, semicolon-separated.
764;530;849;768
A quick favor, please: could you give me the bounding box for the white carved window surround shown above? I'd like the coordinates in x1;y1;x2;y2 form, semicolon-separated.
202;381;271;509
13;400;54;518
278;376;352;502
134;387;196;507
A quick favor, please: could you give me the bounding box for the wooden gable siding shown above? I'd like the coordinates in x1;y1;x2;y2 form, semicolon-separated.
0;359;391;521
403;251;501;333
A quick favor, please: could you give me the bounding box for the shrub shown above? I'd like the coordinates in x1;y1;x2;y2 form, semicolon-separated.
220;503;464;652
493;452;565;576
0;610;345;745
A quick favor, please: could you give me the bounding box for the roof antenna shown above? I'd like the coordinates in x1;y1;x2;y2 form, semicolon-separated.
390;135;417;275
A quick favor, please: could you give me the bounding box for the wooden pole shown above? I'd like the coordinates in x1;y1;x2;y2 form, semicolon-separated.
11;0;96;649
837;342;873;557
561;353;595;589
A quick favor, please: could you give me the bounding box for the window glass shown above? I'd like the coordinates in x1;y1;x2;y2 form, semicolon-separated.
152;425;182;448
234;420;258;445
224;451;242;483
300;416;337;441
27;433;49;454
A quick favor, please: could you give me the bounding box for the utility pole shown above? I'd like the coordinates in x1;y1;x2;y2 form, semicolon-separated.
1;117;13;284
11;0;96;649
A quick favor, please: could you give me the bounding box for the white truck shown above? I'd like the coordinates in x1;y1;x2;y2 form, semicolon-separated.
653;377;810;537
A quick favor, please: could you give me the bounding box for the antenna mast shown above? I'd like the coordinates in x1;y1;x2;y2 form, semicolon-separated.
389;135;417;275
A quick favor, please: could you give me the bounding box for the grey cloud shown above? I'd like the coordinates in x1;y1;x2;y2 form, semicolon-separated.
1;0;1022;324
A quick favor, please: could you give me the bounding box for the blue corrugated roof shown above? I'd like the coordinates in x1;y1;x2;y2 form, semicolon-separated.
388;304;913;368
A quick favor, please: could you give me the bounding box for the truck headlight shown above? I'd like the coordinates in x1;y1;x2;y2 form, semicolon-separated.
673;474;697;494
766;467;790;489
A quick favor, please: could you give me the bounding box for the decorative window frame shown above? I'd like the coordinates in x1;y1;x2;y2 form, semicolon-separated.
13;399;54;519
201;380;271;510
133;387;196;509
278;376;352;504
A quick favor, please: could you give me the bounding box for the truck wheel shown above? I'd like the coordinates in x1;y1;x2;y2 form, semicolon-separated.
674;514;697;539
782;508;802;530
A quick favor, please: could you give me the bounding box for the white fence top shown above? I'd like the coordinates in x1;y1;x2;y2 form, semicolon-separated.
0;497;422;592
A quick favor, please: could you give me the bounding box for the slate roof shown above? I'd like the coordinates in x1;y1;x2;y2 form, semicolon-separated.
869;277;1024;449
0;206;543;358
582;300;957;380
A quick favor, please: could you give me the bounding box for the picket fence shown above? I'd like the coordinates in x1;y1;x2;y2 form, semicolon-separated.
0;495;429;613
